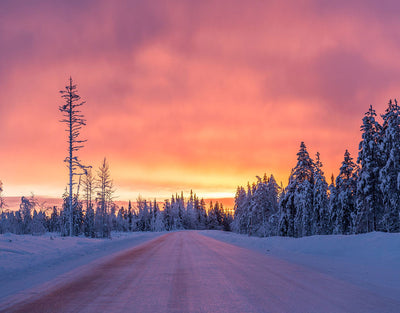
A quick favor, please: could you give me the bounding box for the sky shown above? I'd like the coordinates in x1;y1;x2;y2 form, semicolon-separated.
1;0;400;206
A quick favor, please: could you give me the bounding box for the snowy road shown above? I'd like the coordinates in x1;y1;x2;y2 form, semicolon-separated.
1;231;399;313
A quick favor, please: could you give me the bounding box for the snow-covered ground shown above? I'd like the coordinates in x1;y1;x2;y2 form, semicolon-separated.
0;231;165;301
200;230;400;302
1;230;399;308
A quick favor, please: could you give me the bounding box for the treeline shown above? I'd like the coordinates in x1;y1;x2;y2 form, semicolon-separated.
233;100;400;237
0;74;234;238
0;189;232;237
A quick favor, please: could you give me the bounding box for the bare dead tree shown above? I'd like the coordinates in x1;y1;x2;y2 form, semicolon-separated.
59;77;90;236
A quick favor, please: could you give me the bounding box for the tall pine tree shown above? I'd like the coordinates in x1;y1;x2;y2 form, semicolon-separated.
379;99;400;232
313;152;329;234
279;142;314;237
334;150;358;234
356;105;383;233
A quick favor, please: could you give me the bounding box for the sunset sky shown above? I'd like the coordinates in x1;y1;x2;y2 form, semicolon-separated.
1;0;400;206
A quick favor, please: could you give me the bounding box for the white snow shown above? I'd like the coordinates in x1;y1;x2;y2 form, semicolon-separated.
200;230;400;302
1;230;400;309
0;231;165;301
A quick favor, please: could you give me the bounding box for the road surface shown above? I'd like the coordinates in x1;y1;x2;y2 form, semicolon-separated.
1;231;399;313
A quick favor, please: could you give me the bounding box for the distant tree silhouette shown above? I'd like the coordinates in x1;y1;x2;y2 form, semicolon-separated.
95;158;114;237
0;180;5;212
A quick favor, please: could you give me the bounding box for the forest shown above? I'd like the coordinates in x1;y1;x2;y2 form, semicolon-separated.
233;101;400;237
0;185;232;237
0;79;399;238
0;79;232;237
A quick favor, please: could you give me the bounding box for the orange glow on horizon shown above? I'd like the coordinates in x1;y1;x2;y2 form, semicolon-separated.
0;1;397;208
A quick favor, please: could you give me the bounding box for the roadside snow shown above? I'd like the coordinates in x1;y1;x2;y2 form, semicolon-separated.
200;230;400;301
0;232;165;301
2;230;399;306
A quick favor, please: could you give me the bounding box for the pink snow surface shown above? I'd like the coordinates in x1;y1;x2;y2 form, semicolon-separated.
201;230;400;302
1;231;399;313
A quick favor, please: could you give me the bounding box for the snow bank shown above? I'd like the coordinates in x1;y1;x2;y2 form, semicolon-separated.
200;230;400;301
0;231;164;301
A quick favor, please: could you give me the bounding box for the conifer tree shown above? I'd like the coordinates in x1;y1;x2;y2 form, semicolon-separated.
127;200;133;231
95;158;114;237
313;152;329;234
20;196;35;234
82;169;95;237
250;177;269;236
335;150;358;234
82;169;95;212
279;142;314;237
295;179;313;237
151;200;165;231
0;180;5;212
49;207;60;232
232;186;249;234
379;99;400;232
356;105;383;233
31;209;46;235
327;174;337;234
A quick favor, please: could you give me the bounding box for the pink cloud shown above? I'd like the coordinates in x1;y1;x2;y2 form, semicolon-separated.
0;1;398;203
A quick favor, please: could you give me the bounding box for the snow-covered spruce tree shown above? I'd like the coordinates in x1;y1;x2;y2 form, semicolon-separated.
59;77;90;236
61;192;83;236
245;183;256;235
334;150;358;234
0;211;10;234
232;186;248;234
295;179;313;237
207;202;218;229
95;158;114;238
74;196;84;235
249;177;268;236
127;200;134;231
82;168;96;237
115;207;128;232
208;202;227;230
163;199;173;231
82;168;95;212
313;152;329;234
20;196;36;234
84;205;95;237
0;180;5;213
30;209;47;235
183;190;196;229
194;195;207;230
249;175;280;236
266;175;281;236
137;196;151;231
48;207;60;232
379;99;400;232
327;174;336;234
279;142;314;237
380;99;399;163
12;210;24;234
278;171;295;236
171;193;184;230
151;200;166;231
355;105;383;233
232;174;280;236
0;181;5;233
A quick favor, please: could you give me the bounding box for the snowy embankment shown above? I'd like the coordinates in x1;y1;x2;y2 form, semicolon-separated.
0;232;165;301
200;230;400;301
